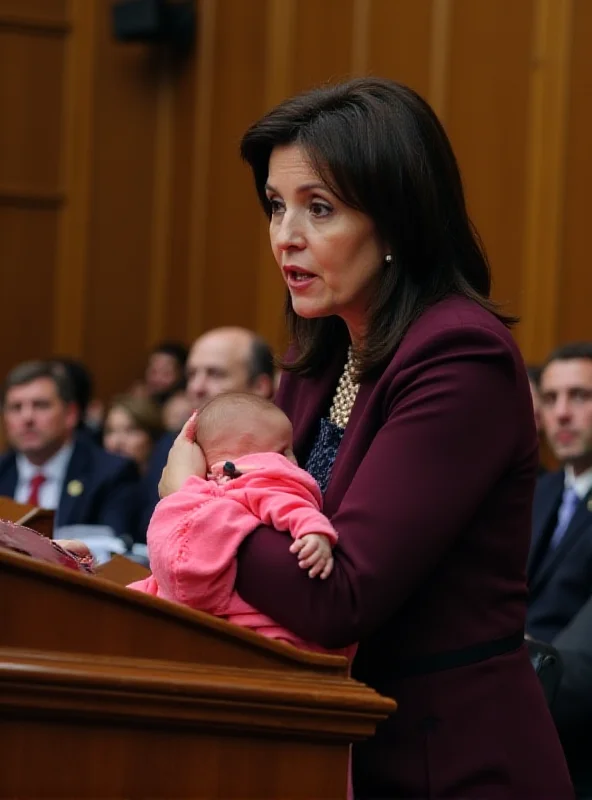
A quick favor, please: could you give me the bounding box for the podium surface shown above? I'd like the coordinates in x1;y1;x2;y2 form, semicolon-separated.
0;547;396;798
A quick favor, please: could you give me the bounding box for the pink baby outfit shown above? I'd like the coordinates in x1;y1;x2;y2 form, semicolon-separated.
129;452;350;656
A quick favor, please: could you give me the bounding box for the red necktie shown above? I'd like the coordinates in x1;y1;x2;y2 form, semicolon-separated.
27;473;46;506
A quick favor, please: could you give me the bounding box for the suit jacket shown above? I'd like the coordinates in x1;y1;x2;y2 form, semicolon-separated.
235;296;572;798
0;433;140;539
553;595;592;798
527;470;592;642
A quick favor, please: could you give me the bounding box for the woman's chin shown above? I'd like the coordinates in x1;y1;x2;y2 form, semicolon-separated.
291;298;331;320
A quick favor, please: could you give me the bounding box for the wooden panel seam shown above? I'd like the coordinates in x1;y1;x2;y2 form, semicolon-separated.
0;188;64;209
254;0;296;345
148;50;175;348
519;0;574;361
351;0;371;76
187;0;217;340
52;0;96;357
0;15;70;36
428;0;453;121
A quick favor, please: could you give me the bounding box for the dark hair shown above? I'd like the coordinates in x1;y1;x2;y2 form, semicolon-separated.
51;357;93;417
106;394;164;443
543;342;592;372
241;77;515;378
1;360;76;407
151;340;189;368
248;335;275;384
526;364;542;388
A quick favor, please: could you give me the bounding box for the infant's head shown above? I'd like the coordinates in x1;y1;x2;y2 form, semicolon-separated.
195;393;295;468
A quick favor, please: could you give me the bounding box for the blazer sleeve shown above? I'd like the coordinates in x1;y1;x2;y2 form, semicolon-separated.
235;324;524;649
552;595;592;733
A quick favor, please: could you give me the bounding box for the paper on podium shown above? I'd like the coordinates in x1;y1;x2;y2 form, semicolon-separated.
0;518;94;573
54;524;127;565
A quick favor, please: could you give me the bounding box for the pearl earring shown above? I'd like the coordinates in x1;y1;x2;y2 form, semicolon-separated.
385;254;392;264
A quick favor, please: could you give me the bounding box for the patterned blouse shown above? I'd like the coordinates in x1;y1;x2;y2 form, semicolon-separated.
304;416;345;495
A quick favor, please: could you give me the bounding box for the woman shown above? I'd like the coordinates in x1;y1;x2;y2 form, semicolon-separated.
103;395;163;476
102;78;573;797
128;341;188;405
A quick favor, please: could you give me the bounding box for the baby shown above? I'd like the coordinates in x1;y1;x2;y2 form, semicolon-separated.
129;392;346;653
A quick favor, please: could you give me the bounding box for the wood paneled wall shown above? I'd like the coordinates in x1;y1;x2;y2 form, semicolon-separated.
0;0;590;402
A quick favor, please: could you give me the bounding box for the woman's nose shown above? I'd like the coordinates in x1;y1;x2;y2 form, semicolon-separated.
274;210;305;251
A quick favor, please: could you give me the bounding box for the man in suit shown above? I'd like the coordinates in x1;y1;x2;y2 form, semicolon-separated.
139;327;275;533
0;360;139;538
551;595;592;798
527;342;592;642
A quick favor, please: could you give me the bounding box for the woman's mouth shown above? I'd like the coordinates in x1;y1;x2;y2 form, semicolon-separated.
283;266;317;289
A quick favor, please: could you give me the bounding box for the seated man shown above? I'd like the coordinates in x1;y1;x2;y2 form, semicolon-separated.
527;342;592;642
139;327;275;533
551;595;592;798
0;360;139;539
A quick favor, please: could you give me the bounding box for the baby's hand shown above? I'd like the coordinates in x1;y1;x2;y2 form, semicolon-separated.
289;533;334;579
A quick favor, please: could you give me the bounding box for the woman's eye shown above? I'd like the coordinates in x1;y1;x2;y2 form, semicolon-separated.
268;198;284;215
310;201;332;217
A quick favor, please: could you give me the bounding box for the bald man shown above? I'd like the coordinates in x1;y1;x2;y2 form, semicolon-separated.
139;328;275;537
185;327;274;411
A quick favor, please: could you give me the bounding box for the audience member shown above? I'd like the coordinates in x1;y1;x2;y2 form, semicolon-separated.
103;395;163;475
551;594;592;798
130;341;188;405
0;361;139;538
161;389;192;432
139;327;275;532
527;342;592;642
52;357;105;442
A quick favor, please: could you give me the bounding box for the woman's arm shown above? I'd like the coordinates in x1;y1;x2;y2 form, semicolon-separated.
236;324;526;648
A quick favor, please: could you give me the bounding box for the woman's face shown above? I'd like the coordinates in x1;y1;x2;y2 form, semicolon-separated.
266;144;386;343
103;407;153;471
145;352;181;395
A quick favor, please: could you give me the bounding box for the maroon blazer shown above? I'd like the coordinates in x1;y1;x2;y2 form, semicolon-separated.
236;296;572;799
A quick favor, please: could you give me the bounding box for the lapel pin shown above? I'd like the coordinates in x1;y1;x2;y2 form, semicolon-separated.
67;479;84;497
587;497;592;513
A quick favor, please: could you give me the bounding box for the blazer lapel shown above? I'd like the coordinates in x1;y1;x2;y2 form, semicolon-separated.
57;440;89;527
281;352;346;464
532;489;592;593
527;472;564;583
323;379;375;516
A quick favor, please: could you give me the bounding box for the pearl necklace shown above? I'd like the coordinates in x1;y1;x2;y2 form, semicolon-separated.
329;347;360;429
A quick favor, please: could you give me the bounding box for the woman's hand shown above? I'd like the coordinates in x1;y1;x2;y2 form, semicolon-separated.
54;539;91;558
158;412;207;498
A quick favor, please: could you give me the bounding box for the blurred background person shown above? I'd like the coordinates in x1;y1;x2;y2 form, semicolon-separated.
52;357;105;442
0;360;138;538
103;395;164;476
139;326;275;535
129;341;188;406
527;342;592;645
161;389;193;433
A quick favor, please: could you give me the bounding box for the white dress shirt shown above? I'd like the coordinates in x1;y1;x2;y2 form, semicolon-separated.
564;465;592;500
15;442;75;511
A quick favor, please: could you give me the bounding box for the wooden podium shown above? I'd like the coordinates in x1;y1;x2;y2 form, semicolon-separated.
0;547;396;799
